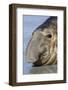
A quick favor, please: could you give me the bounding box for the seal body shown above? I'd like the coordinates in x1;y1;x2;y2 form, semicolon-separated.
26;17;57;66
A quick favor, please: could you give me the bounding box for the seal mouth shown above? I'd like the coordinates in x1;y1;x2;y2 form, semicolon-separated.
33;54;50;66
33;48;50;66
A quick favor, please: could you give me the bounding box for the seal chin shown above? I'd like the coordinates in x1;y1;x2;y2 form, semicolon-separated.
33;60;43;66
33;49;50;66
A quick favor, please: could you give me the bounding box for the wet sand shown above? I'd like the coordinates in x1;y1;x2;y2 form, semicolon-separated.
23;62;57;74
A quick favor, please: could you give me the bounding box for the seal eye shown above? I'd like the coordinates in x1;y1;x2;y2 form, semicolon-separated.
47;34;52;38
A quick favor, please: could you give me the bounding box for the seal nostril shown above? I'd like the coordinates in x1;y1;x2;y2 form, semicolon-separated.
47;34;52;38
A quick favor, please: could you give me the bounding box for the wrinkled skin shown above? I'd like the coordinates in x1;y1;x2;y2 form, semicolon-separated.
26;17;57;66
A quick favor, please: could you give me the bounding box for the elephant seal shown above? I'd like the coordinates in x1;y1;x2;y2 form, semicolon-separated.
26;16;57;66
